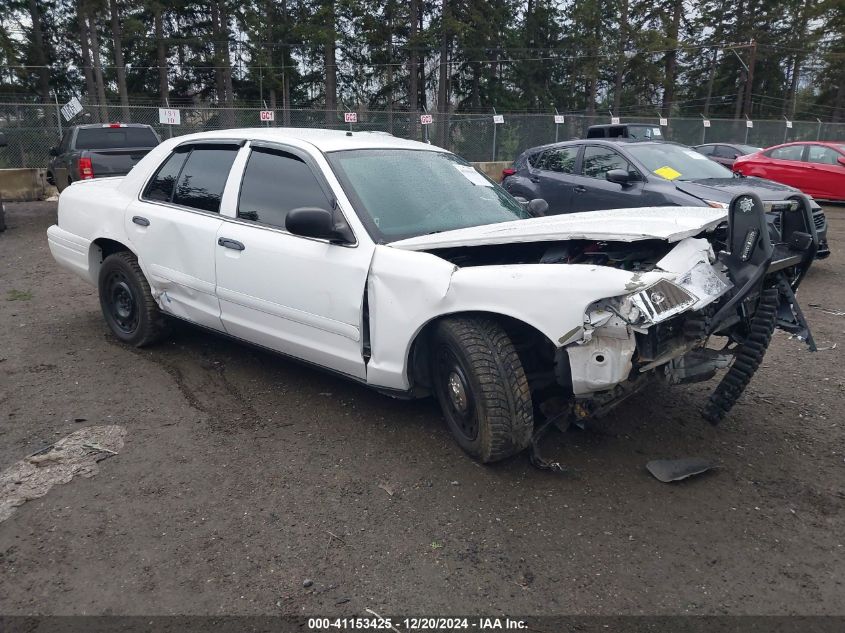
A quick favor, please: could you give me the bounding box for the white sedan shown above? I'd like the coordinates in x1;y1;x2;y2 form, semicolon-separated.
47;128;819;464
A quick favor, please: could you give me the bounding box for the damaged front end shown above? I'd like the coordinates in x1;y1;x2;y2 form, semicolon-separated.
559;192;818;427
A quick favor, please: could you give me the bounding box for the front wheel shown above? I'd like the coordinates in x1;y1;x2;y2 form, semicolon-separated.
431;317;533;463
98;251;168;347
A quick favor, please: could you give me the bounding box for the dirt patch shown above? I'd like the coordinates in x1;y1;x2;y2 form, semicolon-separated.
0;201;843;615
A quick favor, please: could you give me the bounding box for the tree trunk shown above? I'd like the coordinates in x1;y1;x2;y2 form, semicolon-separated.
832;78;844;123
154;5;169;105
77;2;98;120
741;40;757;118
585;5;600;117
324;0;337;124
785;0;809;118
27;0;50;103
210;0;234;127
220;1;234;116
110;0;130;121
661;0;682;118
703;48;718;117
86;9;109;121
612;0;628;112
437;0;451;145
408;0;419;110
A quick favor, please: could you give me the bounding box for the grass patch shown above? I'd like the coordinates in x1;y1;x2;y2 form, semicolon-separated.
6;289;33;301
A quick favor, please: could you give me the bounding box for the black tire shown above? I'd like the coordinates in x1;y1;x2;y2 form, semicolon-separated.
98;251;168;347
431;317;533;463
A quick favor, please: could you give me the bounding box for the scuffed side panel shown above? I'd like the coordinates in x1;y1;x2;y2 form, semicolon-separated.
365;245;672;391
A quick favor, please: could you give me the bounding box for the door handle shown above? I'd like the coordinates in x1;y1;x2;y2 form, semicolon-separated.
574;185;587;193
530;176;541;183
132;216;150;227
218;237;245;251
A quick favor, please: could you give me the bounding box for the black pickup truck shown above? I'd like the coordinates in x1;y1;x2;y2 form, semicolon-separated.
47;123;160;193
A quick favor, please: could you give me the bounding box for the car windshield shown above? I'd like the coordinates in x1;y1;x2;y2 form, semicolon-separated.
627;125;662;140
626;143;734;181
327;149;532;241
736;144;761;155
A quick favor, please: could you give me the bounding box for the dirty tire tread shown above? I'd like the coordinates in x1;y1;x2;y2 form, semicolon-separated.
99;251;168;348
433;317;533;463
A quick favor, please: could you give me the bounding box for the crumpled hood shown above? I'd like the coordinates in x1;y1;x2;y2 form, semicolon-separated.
674;177;798;203
389;206;726;251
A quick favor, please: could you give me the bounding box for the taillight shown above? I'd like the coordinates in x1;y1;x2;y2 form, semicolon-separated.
78;157;94;180
501;167;516;181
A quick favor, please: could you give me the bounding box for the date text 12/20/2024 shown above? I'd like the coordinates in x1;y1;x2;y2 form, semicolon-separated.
307;617;528;630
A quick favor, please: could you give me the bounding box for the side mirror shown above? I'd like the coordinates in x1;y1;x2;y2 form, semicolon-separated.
527;198;549;217
285;207;352;243
606;169;631;186
49;146;60;156
0;132;7;148
838;156;845;167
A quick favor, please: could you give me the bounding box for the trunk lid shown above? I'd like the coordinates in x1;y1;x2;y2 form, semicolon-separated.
86;147;154;177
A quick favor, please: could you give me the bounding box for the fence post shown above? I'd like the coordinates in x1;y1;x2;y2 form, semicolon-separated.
816;118;822;141
554;107;560;143
54;92;62;138
492;108;497;162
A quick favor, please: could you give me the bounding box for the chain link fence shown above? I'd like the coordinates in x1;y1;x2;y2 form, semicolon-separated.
2;100;844;169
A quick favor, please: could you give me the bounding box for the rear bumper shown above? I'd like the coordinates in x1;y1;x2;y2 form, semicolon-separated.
46;225;94;284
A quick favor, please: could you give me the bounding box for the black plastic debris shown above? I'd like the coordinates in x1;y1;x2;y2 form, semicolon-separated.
646;458;716;483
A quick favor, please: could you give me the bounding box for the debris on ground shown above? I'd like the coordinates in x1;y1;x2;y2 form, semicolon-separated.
0;425;126;522
808;303;845;317
646;457;716;483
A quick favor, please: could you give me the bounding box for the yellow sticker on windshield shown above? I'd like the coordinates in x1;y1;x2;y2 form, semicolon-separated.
654;166;682;180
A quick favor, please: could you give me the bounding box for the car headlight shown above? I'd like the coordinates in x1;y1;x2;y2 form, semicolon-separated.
704;200;729;209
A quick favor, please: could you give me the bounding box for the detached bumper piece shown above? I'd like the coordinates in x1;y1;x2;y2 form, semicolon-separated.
703;192;817;424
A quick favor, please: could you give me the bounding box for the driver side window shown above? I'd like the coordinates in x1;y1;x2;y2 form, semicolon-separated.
237;148;333;230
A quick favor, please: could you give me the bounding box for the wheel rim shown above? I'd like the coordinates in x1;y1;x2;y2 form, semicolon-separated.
106;271;138;334
435;347;477;441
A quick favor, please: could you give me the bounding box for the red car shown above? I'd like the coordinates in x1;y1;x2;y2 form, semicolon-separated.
733;141;845;201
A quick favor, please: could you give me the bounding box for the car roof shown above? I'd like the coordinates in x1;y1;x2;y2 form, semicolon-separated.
73;123;155;129
588;123;653;129
521;138;678;156
769;141;845;148
160;127;443;153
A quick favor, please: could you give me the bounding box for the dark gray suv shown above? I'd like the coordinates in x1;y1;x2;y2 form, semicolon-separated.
503;139;829;257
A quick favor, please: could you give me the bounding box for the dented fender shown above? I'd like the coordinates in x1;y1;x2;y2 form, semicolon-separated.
364;245;673;391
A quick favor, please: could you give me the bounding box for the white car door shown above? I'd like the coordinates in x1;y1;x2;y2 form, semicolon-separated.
214;143;374;380
125;141;241;330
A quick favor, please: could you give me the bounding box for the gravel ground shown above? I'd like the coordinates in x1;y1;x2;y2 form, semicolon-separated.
0;201;843;616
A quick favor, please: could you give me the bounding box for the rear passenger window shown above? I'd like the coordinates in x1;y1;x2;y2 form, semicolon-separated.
543;147;578;173
143;149;189;202
527;151;545;168
172;146;239;213
237;148;332;229
713;145;733;158
806;146;840;165
695;145;714;156
768;145;805;161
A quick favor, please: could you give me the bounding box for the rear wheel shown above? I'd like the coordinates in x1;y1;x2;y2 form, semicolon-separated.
431;317;533;463
98;251;168;347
